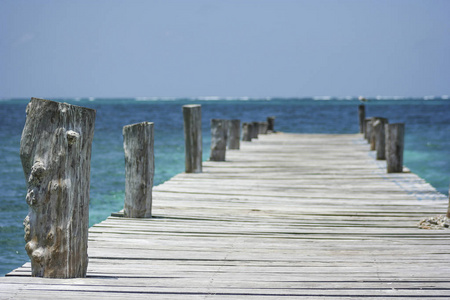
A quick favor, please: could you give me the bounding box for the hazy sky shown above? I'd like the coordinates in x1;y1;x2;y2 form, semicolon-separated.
1;0;449;98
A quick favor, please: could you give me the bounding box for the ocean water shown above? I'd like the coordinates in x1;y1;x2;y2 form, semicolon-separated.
1;97;449;276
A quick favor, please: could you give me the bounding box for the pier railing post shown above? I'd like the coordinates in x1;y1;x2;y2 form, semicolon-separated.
227;119;241;149
20;97;95;278
385;123;405;173
123;122;154;218
210;119;227;161
183;105;202;173
259;122;269;134
364;118;373;142
251;122;259;139
223;119;230;148
373;118;388;160
370;117;385;151
447;185;450;219
267;116;275;132
242;123;252;141
358;105;365;134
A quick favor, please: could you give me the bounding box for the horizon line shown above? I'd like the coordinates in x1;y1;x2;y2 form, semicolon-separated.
1;95;449;101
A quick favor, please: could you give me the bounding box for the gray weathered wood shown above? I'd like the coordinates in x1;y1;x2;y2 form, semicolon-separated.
258;122;269;134
251;122;259;139
363;119;369;140
242;123;252;141
447;184;450;219
210;119;227;161
364;118;372;142
123;122;154;218
19;97;95;278
369;117;379;149
223;119;230;145
227;119;241;149
358;105;365;134
369;117;385;151
385;123;405;173
373;117;388;160
182;105;202;173
267;116;275;132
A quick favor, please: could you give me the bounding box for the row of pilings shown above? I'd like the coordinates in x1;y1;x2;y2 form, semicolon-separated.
358;104;405;173
18;98;274;278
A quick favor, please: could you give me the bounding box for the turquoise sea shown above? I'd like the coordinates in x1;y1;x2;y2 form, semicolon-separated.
1;97;449;276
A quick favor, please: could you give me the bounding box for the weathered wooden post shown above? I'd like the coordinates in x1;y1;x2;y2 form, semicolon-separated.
210;119;227;161
223;119;230;145
259;122;269;134
183;104;202;173
385;123;405;173
370;117;384;151
20;97;95;278
251;122;259;139
358;105;365;134
363;119;369;140
123;122;154;218
242;123;252;141
447;185;450;219
227;119;241;149
364;118;372;142
267;116;275;132
373;118;388;160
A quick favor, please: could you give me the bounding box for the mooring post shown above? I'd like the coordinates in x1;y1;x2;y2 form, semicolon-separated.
447;185;450;219
370;117;384;151
227;119;241;149
251;122;259;139
385;123;405;173
224;119;230;146
259;122;269;134
242;123;252;141
358;105;365;134
183;104;202;173
123;122;154;218
364;118;372;142
267;116;276;132
210;119;227;161
373;118;388;160
20;97;95;278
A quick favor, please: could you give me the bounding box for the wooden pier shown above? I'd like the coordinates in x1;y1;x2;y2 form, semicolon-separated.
2;133;450;299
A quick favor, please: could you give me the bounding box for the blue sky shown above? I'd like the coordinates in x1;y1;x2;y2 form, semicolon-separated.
1;0;449;98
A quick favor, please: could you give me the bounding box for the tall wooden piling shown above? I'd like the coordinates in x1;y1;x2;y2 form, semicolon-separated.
267;116;275;132
123;122;154;218
210;119;227;161
183;105;202;173
251;122;259;139
358;105;365;134
242;123;252;141
385;123;405;173
373;118;388;160
19;97;95;278
227;119;241;150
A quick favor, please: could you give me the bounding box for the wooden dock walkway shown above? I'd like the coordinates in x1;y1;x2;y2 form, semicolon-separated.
2;133;450;299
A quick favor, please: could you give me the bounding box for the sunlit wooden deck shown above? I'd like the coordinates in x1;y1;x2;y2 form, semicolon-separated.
2;133;449;299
